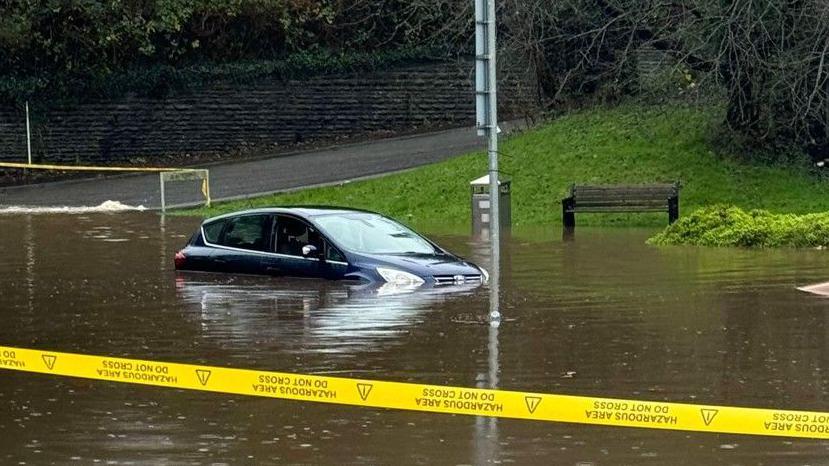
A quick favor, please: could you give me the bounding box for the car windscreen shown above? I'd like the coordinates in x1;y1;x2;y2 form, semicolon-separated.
313;214;436;255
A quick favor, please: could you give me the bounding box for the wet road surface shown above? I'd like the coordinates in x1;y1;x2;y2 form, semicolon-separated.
1;212;829;464
0;123;522;209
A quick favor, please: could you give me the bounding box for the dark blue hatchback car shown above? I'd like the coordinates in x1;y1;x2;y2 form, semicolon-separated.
175;207;488;287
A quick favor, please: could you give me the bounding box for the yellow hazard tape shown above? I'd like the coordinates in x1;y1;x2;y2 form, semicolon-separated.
1;345;828;439
0;162;187;172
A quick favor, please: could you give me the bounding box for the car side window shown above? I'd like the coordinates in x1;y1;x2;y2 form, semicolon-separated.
326;244;346;262
202;220;225;243
274;215;322;257
218;215;271;251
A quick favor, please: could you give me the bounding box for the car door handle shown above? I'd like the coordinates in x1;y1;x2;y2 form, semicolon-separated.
214;258;228;264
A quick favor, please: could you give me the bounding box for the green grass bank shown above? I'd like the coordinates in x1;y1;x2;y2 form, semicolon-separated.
180;104;829;228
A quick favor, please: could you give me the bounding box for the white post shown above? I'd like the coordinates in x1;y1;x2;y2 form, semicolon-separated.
204;170;211;207
475;0;500;324
159;173;166;212
25;101;32;165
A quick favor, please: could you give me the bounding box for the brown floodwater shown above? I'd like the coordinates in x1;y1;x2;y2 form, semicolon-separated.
1;212;829;464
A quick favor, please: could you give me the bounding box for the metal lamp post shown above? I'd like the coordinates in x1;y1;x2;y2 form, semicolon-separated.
475;0;501;324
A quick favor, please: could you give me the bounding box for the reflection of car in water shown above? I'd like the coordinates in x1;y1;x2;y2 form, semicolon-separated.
175;207;488;286
174;274;483;351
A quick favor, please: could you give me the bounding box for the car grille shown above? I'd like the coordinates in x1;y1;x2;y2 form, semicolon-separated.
433;274;482;286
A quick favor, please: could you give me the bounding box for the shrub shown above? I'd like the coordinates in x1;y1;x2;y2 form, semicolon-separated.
648;205;829;248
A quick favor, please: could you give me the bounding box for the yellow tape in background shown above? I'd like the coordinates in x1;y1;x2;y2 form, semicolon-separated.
1;345;828;439
0;162;185;172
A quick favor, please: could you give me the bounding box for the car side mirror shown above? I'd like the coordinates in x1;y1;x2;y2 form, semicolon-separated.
301;245;318;257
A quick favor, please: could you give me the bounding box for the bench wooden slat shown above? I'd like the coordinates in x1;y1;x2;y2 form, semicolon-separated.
574;187;676;192
575;192;676;199
574;196;673;204
575;185;675;188
571;198;673;204
570;202;669;209
574;184;676;190
574;184;676;187
575;192;675;196
573;183;677;189
573;189;677;196
571;206;669;212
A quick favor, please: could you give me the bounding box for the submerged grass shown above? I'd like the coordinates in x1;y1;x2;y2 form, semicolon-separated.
179;104;829;229
648;205;829;248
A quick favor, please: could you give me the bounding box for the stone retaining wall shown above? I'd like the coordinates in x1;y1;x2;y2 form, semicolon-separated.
0;61;536;164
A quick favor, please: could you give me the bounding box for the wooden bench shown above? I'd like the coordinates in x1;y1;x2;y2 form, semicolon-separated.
561;183;680;228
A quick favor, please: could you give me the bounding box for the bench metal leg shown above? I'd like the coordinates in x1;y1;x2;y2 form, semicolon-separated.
562;198;576;229
668;196;679;224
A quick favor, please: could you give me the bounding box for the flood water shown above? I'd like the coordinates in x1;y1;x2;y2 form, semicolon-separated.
1;212;829;464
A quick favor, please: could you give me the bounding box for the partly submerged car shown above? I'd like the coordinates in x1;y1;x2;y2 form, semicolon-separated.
175;207;488;287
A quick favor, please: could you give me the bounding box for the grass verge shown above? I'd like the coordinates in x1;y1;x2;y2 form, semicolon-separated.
178;104;829;229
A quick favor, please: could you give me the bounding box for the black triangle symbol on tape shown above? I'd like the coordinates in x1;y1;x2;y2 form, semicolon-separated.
701;409;719;426
196;369;211;386
42;354;57;370
525;396;542;414
357;383;373;401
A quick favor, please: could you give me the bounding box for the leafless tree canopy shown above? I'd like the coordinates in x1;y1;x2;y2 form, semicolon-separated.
492;0;829;156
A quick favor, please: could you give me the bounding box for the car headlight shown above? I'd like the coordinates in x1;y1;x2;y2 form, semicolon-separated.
478;266;489;283
376;267;425;287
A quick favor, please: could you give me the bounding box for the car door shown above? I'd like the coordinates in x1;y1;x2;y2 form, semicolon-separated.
321;240;349;280
210;213;273;274
262;215;347;279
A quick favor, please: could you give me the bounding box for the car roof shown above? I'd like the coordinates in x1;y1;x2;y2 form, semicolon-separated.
202;206;380;224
